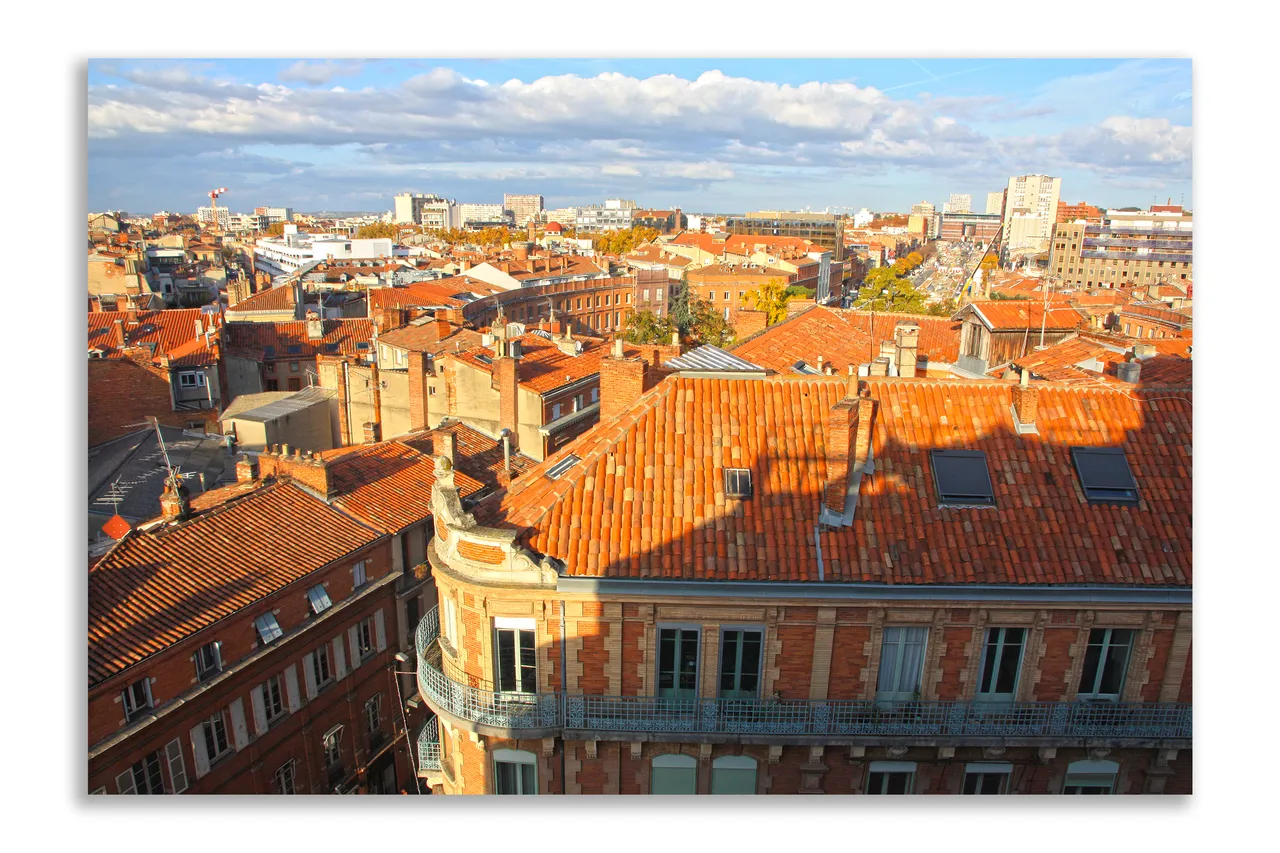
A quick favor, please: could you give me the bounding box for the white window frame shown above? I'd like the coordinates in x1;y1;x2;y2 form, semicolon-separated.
352;560;368;588
254;612;283;645
493;617;538;697
323;726;343;769
1063;759;1119;794
492;748;538;795
962;762;1012;795
263;673;285;723
975;627;1026;705
177;371;206;388
195;640;222;681
356;617;374;658
650;753;697;795
307;584;332;615
275;759;297;794
312;642;333;688
202;711;231;762
121;677;153;722
876;627;929;703
656;624;701;702
364;693;381;737
1077;628;1136;701
866;760;916;794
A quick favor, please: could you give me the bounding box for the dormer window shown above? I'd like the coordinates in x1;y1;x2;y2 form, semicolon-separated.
254;612;283;645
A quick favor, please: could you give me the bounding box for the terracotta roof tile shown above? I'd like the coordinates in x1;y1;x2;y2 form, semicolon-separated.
227;285;297;314
87;309;221;363
962;300;1089;332
325;441;485;533
452;332;632;395
224;318;374;360
88;482;380;685
399;422;539;490
478;375;1190;588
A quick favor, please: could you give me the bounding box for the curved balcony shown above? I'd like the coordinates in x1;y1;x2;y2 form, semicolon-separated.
417;719;441;772
414;609;1190;744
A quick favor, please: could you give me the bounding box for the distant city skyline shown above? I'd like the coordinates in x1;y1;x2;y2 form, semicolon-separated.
88;58;1192;215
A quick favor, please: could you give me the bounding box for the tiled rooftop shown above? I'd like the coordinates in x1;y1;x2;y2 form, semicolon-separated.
224;318;374;360
377;320;485;356
227;284;297;314
398;421;539;490
452;332;634;394
88;481;381;685
479;374;1191;587
87;309;220;364
960;300;1090;332
324;441;485;534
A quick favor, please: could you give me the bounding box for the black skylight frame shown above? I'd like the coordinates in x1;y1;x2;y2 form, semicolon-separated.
724;468;753;499
930;449;996;507
1070;447;1140;505
546;454;581;480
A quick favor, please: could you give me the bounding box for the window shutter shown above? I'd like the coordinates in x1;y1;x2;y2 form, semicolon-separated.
115;769;137;795
190;725;211;779
214;640;223;670
229;698;249;752
285;664;302;712
250;685;269;735
348;626;362;669
303;653;318;700
333;635;347;679
165;738;188;794
375;609;387;652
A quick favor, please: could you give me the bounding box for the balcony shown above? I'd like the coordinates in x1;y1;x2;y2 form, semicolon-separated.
417;718;441;773
1082;238;1192;250
415;608;1190;744
1080;251;1193;263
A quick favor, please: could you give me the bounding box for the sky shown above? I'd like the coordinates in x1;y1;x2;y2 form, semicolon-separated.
86;58;1192;216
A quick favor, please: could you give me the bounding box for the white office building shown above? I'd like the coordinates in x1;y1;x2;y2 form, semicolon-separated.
197;206;230;229
947;194;972;215
253;225;394;276
853;208;875;228
458;203;512;227
1002;175;1061;249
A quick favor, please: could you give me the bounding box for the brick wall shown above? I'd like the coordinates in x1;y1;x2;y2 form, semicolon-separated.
1033;627;1079;701
773;624;816;699
934;626;975;701
827;624;870;699
89;357;212;447
598;355;645;424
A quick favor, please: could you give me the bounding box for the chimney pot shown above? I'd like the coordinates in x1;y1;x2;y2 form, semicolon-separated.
1012;373;1040;425
437;430;457;469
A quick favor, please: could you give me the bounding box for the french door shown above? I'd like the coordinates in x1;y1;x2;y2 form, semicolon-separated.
657;627;700;701
975;627;1025;705
876;627;928;703
494;624;537;696
718;629;763;700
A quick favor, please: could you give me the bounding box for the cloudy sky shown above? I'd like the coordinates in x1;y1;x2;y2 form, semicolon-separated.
87;58;1192;215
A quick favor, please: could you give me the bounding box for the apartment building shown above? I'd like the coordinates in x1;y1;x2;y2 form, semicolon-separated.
504;194;544;226
986;191;1005;216
88;465;408;795
685;263;797;323
459;204;511;228
1002;175;1061;250
631;209;687;234
726;211;846;261
459;271;669;336
939;212;1002;243
946;194;972;214
1049;209;1193;289
1057;201;1104;224
411;363;1191;796
197;206;231;230
223;314;374;397
576;199;636;232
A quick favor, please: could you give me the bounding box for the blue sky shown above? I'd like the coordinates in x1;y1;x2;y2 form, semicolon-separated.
87;58;1191;215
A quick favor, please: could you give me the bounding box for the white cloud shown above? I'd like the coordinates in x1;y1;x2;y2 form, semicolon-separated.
278;60;366;86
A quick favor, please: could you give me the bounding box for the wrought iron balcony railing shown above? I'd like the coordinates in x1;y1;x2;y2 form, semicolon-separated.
417;718;441;772
1080;250;1193;263
414;608;1190;741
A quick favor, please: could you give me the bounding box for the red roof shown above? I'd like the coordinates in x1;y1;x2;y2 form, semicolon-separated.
324;441;485;534
731;306;962;371
227;284;297;314
367;279;504;312
87;309;221;364
962;300;1089;332
399;422;539;490
224;318;374;360
479;375;1191;587
453;332;633;395
88;481;381;685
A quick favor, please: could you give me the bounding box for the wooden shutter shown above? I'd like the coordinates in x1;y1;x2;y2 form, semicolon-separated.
333;635;347;679
190;725;211;779
229;698;249;751
303;653;318;700
348;625;362;670
375;609;387;652
250;685;269;735
285;664;302;712
165;738;188;794
115;768;137;795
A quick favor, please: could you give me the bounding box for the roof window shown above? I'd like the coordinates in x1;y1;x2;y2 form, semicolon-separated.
724;468;753;499
356;342;370;350
287;344;303;354
254;612;284;645
307;584;332;615
546;454;581;480
263;345;276;357
930;450;995;507
1070;447;1139;505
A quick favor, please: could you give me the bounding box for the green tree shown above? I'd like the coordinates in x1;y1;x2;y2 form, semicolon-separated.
622;310;676;345
741;278;793;325
784;284;815;300
669;274;694;335
858;267;927;313
688;296;735;347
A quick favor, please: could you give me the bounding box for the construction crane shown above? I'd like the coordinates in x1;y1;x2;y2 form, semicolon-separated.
208;187;228;236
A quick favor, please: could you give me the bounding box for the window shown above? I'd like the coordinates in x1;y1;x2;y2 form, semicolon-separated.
1063;759;1118;794
656;289;663;301
876;627;928;703
573;394;584;412
866;761;915;794
708;290;716;301
710;755;757;794
545;454;581;480
274;760;296;794
724;468;752;499
493;749;537;794
643;289;650;301
260;673;285;724
551;403;562;421
323;727;342;768
976;627;1025;704
494;618;537;695
719;629;763;699
356;617;374;658
442;597;458;648
312;643;333;687
195;641;222;682
307;584;332;615
1077;628;1136;700
178;371;205;388
352;560;368;588
930;450;995;506
265;380;279;392
117;749;166;795
121;677;153;723
590;387;599;403
657;627;700;701
290;361;300;373
287;345;303;355
963;762;1012;794
650;753;697;794
201;711;231;762
364;694;381;736
254;612;283;645
1071;447;1139;505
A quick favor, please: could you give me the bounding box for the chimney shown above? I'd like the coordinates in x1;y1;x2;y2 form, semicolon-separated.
113;318;126;348
868;357;890;377
496;351;520;450
823;387;876;515
158;476;190;521
599;339;646;423
509;339;523;360
436;430;456;470
1116;360;1143;384
306;311;324;340
363;422;382;443
235;454;259;483
513;242;530;262
1133;343;1157;359
893;323;920;378
435;312;452;341
408;350;431;431
1011;369;1039;425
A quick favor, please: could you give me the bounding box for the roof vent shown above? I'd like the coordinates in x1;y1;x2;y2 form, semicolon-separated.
1116;361;1142;384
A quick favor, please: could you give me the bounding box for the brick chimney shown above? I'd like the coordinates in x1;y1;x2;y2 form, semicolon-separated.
867;357;890;377
599;338;646;424
435;312;452;341
363;422;382;443
306;311;324;341
235;454;259;483
258;446;334;497
496;350;520;450
158;476;190;521
436;430;456;470
823;385;876;515
1011;369;1039;425
893;322;920;378
407;350;431;432
113;318;126;349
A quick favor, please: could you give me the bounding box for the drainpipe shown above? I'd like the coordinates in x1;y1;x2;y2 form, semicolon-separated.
342;360;354;445
560;599;568;794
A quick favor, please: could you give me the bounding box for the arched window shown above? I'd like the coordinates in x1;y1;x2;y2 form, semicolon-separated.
492;748;537;795
711;755;757;794
650;753;696;794
1063;759;1118;795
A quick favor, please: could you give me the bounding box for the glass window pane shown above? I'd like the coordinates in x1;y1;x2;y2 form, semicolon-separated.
495;762;517;794
1078;644;1103;695
520;763;536;794
658;631;675;690
886;773;909;794
711;768;756;795
651;767;696;795
496;630;516;692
